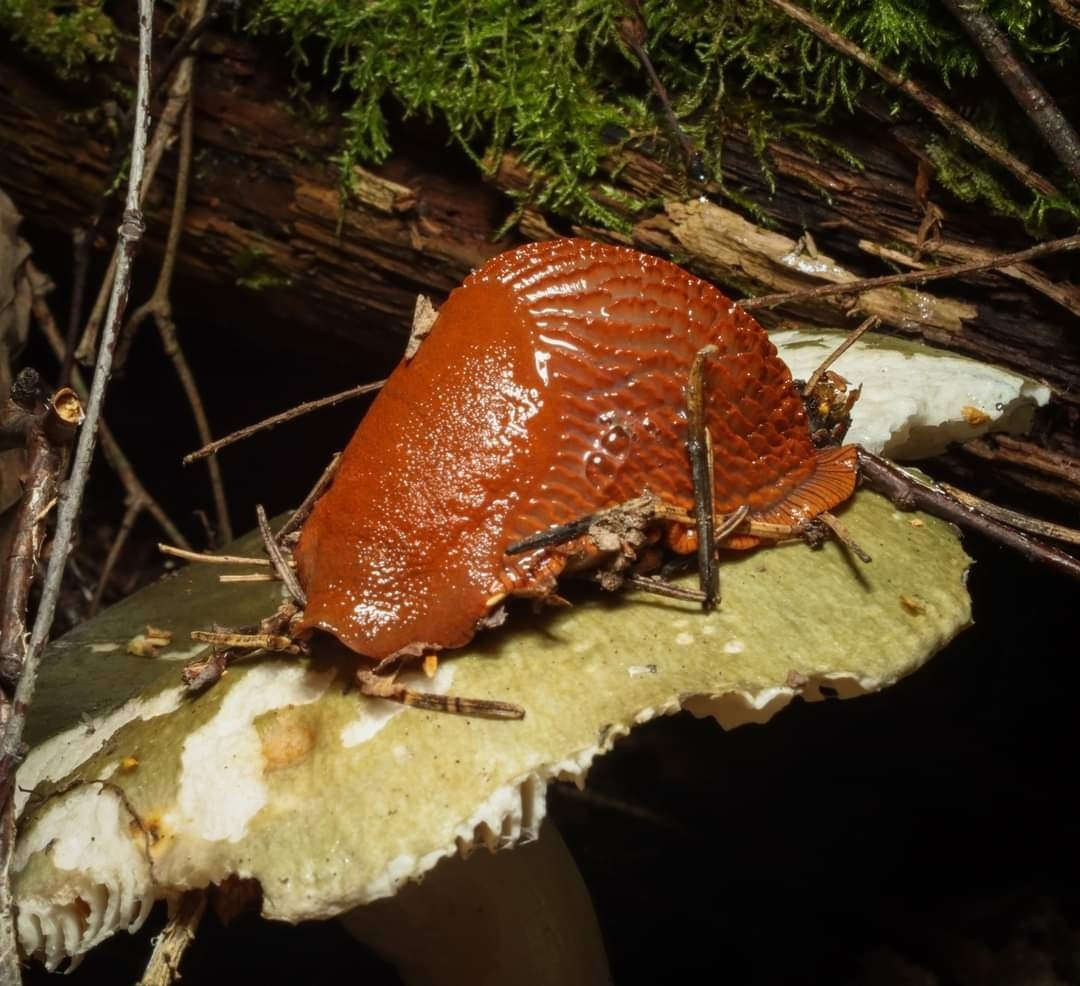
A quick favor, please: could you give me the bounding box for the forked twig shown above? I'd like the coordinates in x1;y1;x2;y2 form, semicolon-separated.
743;233;1080;311
183;381;385;465
857;448;1080;580
764;0;1061;198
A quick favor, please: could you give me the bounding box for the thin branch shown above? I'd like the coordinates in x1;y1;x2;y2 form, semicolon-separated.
136;889;206;986
856;448;1080;580
73;27;193;365
275;451;340;542
183;380;385;465
763;0;1061;199
0;0;156;811
1048;0;1080;31
617;2;706;181
88;495;144;616
116;22;232;542
255;504;306;607
742;233;1080;311
0;395;79;686
29;265;191;549
67;0;221;370
802;315;878;397
159;544;269;566
942;0;1080;187
938;481;1080;547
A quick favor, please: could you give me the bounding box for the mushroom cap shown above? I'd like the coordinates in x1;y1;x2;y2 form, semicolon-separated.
14;479;972;970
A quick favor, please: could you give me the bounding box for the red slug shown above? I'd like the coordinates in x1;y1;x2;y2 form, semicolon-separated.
291;239;858;662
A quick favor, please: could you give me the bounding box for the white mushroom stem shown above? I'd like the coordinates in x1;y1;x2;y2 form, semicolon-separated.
339;821;611;986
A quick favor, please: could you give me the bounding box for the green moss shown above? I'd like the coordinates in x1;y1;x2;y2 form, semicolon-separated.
233;245;291;291
0;0;115;75
245;0;1076;231
5;0;1076;232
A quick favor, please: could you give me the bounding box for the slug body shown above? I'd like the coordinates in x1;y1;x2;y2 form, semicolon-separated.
292;239;857;662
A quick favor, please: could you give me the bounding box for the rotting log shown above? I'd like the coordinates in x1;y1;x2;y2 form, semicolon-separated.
0;24;1077;504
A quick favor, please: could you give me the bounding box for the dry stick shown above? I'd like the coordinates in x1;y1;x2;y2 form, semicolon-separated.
816;511;872;564
0;2;152;972
137;889;206;986
158;544;269;566
763;0;1061;199
120;21;232;541
687;346;718;609
856;448;1080;581
802;316;879;396
62;0;222;378
618;2;705;181
1049;0;1080;31
0;390;78;985
29;270;191;550
942;0;1080;187
742;233;1080;311
183;381;385;465
276;452;341;542
88;494;144;617
0;396;80;686
0;0;155;817
73;38;193;366
255;505;306;607
937;482;1080;548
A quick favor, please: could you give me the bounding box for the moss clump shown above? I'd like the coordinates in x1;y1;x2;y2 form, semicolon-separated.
0;0;115;75
247;0;1078;231
6;0;1077;231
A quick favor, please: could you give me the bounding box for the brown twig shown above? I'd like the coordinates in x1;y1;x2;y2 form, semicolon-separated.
136;889;206;986
29;265;191;550
255;504;306;606
0;14;156;944
183;380;385;465
73;26;194;366
67;0;221;371
276;452;341;543
763;0;1061;199
856;448;1080;580
942;0;1080;187
742;233;1080;311
1049;0;1080;31
938;481;1080;547
802;315;879;397
159;544;269;566
89;494;144;616
116;11;232;542
617;2;706;182
0;387;82;688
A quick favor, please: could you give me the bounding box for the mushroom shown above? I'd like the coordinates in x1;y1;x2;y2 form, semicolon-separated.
14;330;1037;979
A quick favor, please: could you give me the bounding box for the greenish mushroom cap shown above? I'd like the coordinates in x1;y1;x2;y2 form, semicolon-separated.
15;484;971;970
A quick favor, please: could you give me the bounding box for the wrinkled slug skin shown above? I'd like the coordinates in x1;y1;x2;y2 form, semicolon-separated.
293;239;857;660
